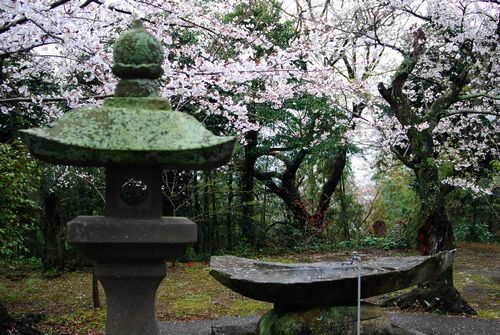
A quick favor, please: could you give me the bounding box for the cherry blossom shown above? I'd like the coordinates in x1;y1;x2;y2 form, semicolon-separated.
0;0;498;194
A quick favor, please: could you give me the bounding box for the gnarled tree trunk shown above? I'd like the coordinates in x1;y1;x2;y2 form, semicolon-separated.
377;28;476;314
255;148;346;233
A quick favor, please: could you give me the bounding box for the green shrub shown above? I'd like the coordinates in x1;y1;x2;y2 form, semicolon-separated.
339;235;410;251
454;222;494;242
0;140;41;264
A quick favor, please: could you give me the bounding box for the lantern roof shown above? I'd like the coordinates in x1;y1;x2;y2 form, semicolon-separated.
20;20;236;169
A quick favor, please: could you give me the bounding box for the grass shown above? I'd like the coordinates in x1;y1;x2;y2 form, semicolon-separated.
1;243;498;334
156;262;270;321
453;242;500;320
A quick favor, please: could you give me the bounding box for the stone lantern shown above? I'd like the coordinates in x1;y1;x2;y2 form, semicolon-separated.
21;21;236;335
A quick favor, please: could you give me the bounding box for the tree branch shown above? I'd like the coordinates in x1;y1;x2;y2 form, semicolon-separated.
264;151;292;166
401;6;431;22
360;189;379;227
0;0;72;35
29;19;64;42
390;145;415;168
1;42;58;58
378;28;426;125
444;109;499;117
267;147;295;152
427;41;473;123
254;169;284;196
458;93;500;101
316;148;347;215
284;148;309;177
74;173;105;204
253;170;281;180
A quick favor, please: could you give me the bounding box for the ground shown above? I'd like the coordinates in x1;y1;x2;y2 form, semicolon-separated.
0;242;498;335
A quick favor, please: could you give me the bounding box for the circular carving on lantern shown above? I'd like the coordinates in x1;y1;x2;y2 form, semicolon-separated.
120;178;148;206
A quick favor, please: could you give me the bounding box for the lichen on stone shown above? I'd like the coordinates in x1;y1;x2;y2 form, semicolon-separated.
257;305;392;335
112;20;164;80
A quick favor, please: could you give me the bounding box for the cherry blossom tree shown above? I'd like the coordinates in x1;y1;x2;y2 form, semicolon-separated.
243;1;395;240
348;0;498;313
0;0;362;131
371;1;499;250
282;0;498;312
1;1;498;310
1;0;362;250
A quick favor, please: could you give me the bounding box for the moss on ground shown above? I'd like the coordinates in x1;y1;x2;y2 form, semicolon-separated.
453;242;500;320
157;262;270;320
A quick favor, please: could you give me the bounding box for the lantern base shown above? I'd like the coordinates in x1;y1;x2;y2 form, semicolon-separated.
68;216;197;335
96;260;165;335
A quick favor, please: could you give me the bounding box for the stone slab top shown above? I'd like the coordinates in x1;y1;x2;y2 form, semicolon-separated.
209;251;455;308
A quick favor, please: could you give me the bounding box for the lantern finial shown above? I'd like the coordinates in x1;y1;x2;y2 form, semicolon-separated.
112;20;164;97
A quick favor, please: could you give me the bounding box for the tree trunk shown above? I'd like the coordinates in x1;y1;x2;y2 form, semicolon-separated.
203;172;211;254
415;160;455;288
42;191;65;270
415;162;455;257
226;171;234;250
339;173;350;241
239;130;258;246
377;26;475;313
383;164;476;314
316;149;347;220
210;172;219;252
385;132;475;314
192;171;202;254
411;131;456;288
92;265;101;309
254;148;346;234
469;198;479;241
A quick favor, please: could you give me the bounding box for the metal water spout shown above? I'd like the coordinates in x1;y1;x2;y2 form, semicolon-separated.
21;20;236;335
342;252;363;335
342;251;362;265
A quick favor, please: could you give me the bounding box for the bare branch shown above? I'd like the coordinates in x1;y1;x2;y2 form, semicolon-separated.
29;19;64;42
73;172;105;204
479;0;500;4
80;0;101;9
400;6;431;22
390;145;415;168
378;28;426;125
0;41;58;58
360;189;379;227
